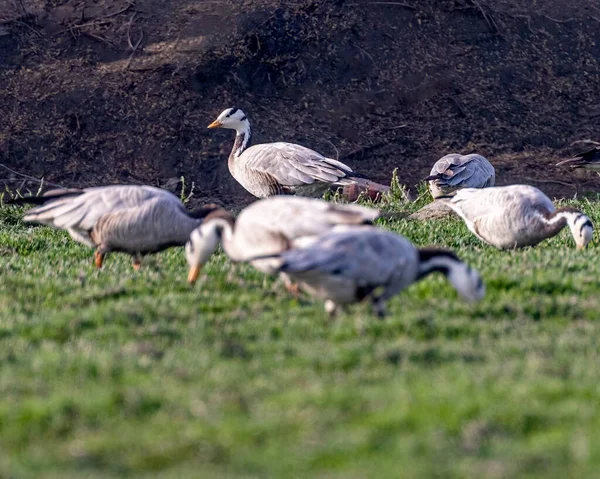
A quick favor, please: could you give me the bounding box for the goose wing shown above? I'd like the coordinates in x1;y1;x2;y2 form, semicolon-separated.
241;142;355;187
22;185;178;233
21;185;180;247
276;229;413;287
427;154;495;189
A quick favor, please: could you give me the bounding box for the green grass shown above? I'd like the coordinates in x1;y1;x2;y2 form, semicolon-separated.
1;197;600;478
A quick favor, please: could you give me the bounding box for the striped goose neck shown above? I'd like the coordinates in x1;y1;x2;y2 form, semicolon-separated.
539;207;593;246
232;121;252;158
539;207;581;235
416;248;462;280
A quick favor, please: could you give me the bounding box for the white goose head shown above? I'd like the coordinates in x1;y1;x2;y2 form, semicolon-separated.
417;249;485;302
207;107;249;134
185;209;235;284
556;208;594;250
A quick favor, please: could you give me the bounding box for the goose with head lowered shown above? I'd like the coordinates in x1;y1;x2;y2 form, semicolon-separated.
10;185;219;269
185;196;380;285
439;185;594;250
556;146;600;171
207;107;390;200
426;153;495;199
258;228;484;318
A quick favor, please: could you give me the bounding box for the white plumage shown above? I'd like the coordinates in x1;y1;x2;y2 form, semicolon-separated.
440;185;594;249
268;228;485;317
185;196;379;284
207;107;387;199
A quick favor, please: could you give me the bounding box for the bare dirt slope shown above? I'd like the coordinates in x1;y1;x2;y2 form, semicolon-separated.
1;0;600;205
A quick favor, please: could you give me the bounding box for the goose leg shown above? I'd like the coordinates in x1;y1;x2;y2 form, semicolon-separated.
281;273;300;299
372;296;387;319
93;248;106;269
132;254;142;271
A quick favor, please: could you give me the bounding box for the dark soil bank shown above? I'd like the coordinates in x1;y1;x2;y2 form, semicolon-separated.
1;0;600;205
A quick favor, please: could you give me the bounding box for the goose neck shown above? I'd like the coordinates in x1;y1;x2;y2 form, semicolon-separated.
416;249;459;280
232;121;252;158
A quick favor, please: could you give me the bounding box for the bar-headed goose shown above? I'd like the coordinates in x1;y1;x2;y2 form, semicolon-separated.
262;228;484;317
440;185;594;249
207;107;390;200
426;153;495;198
12;185;218;269
556;146;600;171
185;196;379;284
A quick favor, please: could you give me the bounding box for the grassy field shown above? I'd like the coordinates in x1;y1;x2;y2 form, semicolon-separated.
1;195;600;478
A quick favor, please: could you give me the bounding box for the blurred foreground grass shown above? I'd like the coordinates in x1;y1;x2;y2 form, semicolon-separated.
1;197;600;478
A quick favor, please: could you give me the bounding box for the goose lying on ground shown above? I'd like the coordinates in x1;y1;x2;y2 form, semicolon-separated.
11;186;218;269
261;228;484;317
556;146;600;170
185;196;379;285
426;153;495;198
207;107;390;200
439;185;594;249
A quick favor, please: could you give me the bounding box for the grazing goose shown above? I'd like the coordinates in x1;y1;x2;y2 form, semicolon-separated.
556;146;600;170
426;153;495;198
11;185;218;269
207;107;389;200
440;185;594;249
261;228;484;317
185;196;379;285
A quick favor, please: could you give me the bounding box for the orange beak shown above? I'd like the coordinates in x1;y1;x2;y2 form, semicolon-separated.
207;119;222;129
188;265;202;285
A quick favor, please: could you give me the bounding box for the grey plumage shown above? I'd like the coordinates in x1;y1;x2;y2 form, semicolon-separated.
232;142;356;198
269;228;485;317
208;108;375;199
19;185;217;267
441;185;594;249
427;153;495;198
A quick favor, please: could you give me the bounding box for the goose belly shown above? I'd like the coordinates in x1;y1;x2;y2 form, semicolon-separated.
288;271;363;305
478;214;549;249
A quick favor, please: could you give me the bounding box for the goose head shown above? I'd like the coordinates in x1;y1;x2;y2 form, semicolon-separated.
186;226;221;285
417;249;485;302
564;211;594;250
447;262;486;302
556;147;600;170
207;107;249;133
186;208;235;284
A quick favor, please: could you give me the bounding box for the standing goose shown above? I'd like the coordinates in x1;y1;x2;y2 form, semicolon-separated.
556;146;600;171
11;185;218;269
185;196;379;284
261;228;484;317
207;107;390;200
426;153;495;198
439;185;594;249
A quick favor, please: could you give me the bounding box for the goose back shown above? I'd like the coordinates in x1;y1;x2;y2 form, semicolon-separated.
229;196;379;261
232;142;355;198
428;154;495;198
275;228;419;305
